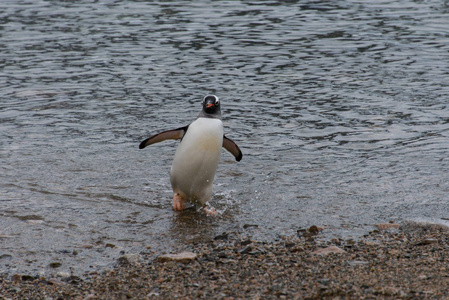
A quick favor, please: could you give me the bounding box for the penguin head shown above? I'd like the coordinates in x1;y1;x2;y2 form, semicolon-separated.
202;95;221;116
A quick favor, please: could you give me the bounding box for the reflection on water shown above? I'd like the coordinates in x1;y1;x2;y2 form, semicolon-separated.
1;0;449;276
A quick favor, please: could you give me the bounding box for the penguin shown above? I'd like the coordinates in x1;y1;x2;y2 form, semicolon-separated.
139;95;242;212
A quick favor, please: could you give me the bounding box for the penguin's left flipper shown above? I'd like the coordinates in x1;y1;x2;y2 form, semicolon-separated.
223;135;243;162
139;126;189;149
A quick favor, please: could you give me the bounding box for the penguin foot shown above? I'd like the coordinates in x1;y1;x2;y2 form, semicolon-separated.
172;193;186;211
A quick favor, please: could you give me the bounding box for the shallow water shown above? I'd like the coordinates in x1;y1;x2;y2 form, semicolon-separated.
1;0;449;276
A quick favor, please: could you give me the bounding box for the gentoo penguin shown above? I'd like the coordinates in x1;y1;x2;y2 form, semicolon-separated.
139;95;242;212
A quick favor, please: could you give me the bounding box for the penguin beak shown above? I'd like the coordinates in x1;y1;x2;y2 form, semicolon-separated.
206;103;214;108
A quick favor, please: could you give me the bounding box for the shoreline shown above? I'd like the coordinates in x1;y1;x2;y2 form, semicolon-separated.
1;221;449;299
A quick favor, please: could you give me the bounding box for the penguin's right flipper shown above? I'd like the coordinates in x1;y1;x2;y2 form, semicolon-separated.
139;126;189;149
223;135;243;162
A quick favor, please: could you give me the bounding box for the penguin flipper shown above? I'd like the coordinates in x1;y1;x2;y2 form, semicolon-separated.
223;135;242;162
139;126;188;149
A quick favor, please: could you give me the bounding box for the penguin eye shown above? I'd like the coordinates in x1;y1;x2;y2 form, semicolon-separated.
215;98;219;105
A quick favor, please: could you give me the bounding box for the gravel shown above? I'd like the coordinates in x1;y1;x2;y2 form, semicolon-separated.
1;221;449;299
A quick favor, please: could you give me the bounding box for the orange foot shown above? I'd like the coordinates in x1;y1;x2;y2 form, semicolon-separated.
172;193;186;211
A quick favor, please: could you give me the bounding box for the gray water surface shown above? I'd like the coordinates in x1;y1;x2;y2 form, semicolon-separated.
1;0;449;276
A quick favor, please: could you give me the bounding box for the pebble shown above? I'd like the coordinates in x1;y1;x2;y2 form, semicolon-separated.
290;246;305;253
48;278;68;286
11;274;35;282
27;220;44;225
237;246;252;254
243;224;259;229
312;246;346;256
49;262;62;268
240;239;252;246
157;252;197;263
0;254;13;260
117;254;142;266
214;233;228;240
376;223;400;230
308;225;323;235
297;225;324;238
364;241;379;246
56;271;70;278
348;260;369;266
415;238;438;246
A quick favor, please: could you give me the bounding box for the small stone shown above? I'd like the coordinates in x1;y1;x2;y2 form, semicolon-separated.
382;286;401;296
147;291;160;297
290;246;305;253
48;278;68;286
297;226;324;238
27;219;44;225
376;223;400;230
240;239;252;246
364;241;378;246
118;254;142;266
214;233;228;240
11;274;22;282
312;246;346;256
49;262;62;268
11;274;35;282
308;225;323;235
348;260;369;266
401;221;449;233
105;243;116;248
57;271;70;278
237;246;252;254
297;229;307;236
83;294;99;300
415;238;438;246
243;224;259;229
157;252;197;263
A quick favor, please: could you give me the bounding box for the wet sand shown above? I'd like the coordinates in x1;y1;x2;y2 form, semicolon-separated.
1;221;449;299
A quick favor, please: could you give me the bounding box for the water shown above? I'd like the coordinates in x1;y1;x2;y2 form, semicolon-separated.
1;0;449;276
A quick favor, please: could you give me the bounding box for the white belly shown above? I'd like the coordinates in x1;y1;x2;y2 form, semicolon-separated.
170;118;224;205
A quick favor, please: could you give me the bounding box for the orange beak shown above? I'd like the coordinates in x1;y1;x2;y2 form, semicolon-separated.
206;103;214;108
